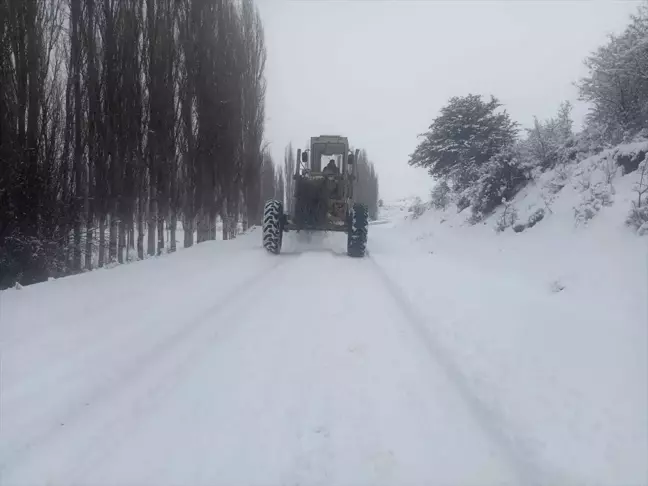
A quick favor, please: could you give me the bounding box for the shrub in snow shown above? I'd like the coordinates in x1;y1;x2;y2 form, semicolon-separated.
408;197;429;219
602;157;619;183
550;280;566;293
626;203;648;234
574;183;614;225
0;231;64;289
456;195;470;213
575;173;592;192
513;224;527;233
527;208;546;228
469;149;528;222
495;201;518;232
546;164;571;195
518;101;574;170
430;180;451;210
626;158;648;234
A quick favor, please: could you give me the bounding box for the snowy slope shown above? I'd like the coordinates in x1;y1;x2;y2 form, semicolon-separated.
380;144;648;485
1;183;647;485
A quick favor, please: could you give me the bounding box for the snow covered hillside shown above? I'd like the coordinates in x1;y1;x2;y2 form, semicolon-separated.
1;178;646;485
386;141;648;485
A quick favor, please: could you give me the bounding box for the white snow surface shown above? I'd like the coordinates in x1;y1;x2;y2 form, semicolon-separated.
2;186;647;485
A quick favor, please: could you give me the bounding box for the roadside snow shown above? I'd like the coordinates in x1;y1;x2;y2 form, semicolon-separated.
376;144;648;485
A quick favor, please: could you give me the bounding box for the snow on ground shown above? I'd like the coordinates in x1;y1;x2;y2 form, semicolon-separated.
1;169;646;485
1;229;521;486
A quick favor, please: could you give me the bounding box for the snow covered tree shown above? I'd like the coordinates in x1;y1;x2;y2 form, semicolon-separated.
430;180;451;210
467;147;528;221
577;3;648;142
519;101;574;170
409;94;518;191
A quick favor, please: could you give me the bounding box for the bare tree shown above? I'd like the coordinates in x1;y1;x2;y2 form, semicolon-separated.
0;0;268;288
284;143;295;214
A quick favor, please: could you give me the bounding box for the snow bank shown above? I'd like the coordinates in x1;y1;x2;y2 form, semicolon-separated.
374;144;648;485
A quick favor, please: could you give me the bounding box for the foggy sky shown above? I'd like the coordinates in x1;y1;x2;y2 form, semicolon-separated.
255;0;639;201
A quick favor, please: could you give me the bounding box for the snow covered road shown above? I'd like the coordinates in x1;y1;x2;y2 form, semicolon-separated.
2;231;521;486
2;221;646;485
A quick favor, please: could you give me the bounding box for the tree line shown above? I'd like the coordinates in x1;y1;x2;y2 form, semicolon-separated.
409;1;648;229
1;0;267;288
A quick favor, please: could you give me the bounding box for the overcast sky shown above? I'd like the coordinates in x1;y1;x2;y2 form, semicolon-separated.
255;0;639;201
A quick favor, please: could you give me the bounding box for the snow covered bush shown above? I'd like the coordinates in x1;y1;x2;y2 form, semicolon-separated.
527;208;546;228
430;180;451;210
456;195;470;213
574;183;615;226
513;224;526;233
469;149;528;222
498;205;544;234
408;197;429;219
518;102;574;171
626;157;648;234
546;163;572;195
0;231;64;289
626;203;648;235
495;201;518;232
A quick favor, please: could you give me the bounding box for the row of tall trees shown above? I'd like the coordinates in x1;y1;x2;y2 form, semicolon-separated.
259;149;285;212
1;0;268;288
354;149;380;220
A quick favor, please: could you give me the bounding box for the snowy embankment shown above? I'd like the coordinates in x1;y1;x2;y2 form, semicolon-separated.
377;142;647;485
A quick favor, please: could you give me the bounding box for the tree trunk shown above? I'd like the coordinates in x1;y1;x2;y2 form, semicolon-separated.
184;217;194;248
137;201;144;260
98;216;105;267
221;213;228;241
128;219;135;261
170;213;177;252
148;186;156;256
85;205;93;270
109;210;118;263
118;217;126;264
157;215;164;255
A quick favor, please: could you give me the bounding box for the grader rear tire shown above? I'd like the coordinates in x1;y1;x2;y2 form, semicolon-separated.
347;203;368;257
262;199;284;254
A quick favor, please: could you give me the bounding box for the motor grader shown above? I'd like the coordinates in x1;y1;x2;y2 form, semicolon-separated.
262;135;369;257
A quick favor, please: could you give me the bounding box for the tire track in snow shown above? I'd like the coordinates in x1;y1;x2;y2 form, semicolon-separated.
0;253;296;481
367;254;560;486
